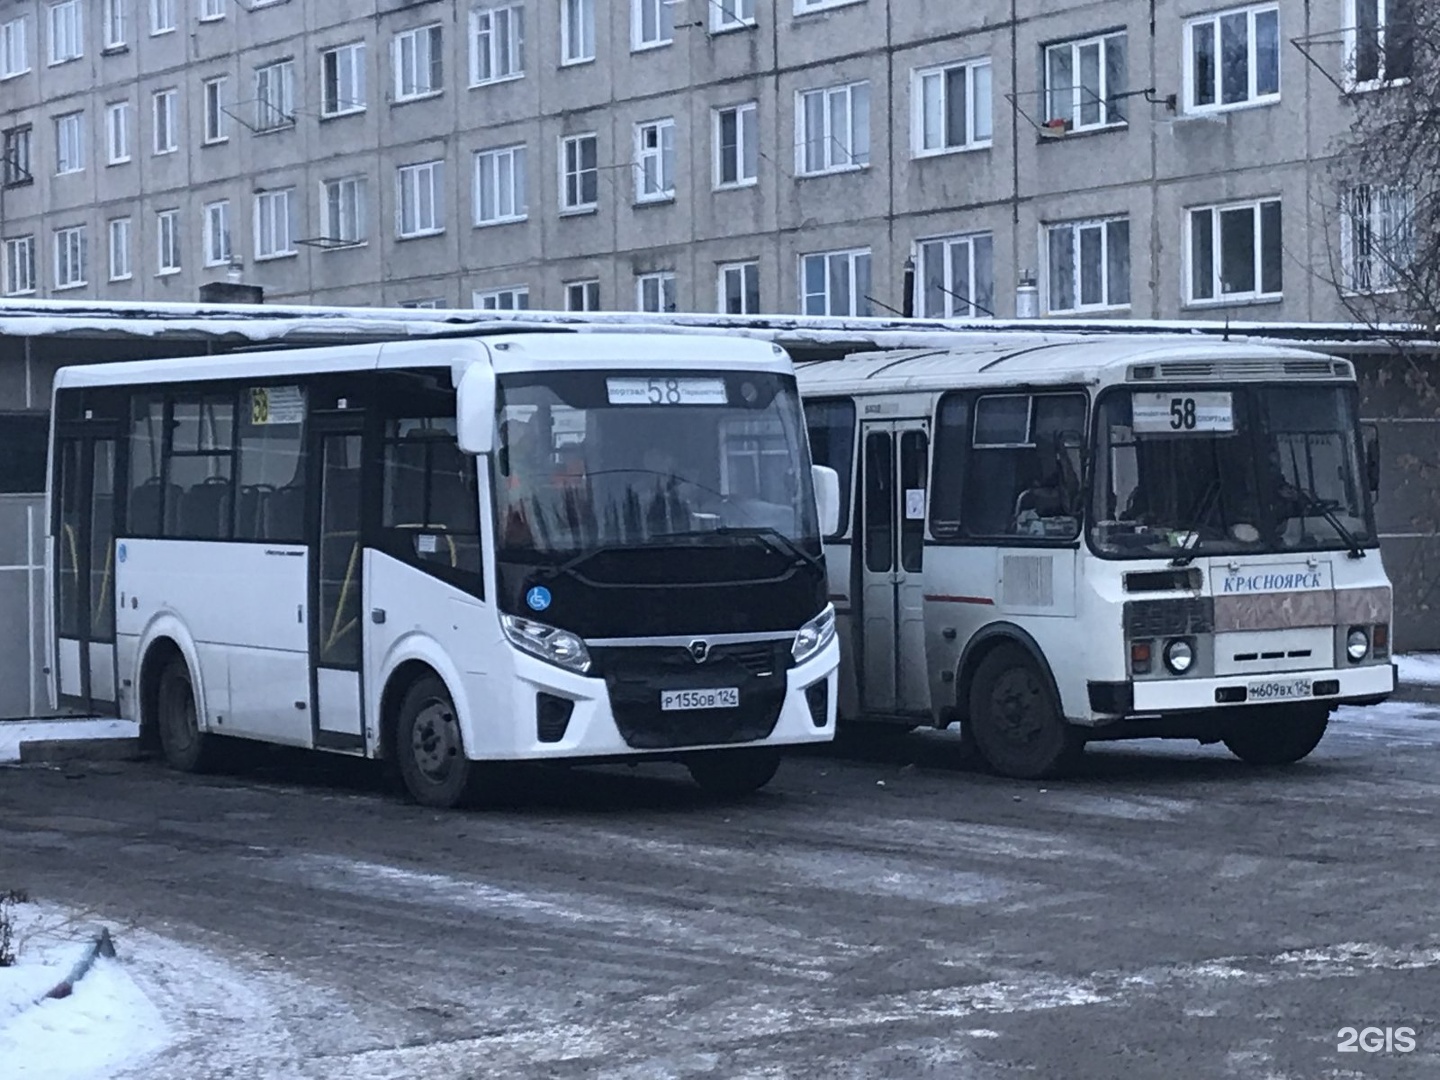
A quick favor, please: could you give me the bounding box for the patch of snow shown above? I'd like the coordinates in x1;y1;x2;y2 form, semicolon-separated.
0;719;138;764
1396;653;1440;687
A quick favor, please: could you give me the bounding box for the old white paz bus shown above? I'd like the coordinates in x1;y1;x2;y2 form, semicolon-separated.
799;334;1396;778
47;332;841;806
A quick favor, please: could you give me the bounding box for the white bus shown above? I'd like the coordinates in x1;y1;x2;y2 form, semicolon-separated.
798;334;1396;778
47;331;841;806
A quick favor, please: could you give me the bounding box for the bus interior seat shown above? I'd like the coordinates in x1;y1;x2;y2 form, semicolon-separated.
178;476;234;538
129;477;180;535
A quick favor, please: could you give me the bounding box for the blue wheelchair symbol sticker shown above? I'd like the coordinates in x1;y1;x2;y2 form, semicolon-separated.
526;585;552;612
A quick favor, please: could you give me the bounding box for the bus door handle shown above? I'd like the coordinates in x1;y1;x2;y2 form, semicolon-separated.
371;608;387;625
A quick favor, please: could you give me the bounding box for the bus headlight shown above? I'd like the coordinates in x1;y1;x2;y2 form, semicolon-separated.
502;615;592;674
1346;626;1370;663
1163;638;1194;675
793;604;836;665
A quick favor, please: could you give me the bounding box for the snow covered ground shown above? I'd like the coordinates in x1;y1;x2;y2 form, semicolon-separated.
0;719;138;764
1396;653;1440;687
0;901;169;1080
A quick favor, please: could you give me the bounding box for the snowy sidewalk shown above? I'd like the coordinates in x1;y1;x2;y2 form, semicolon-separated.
1394;654;1440;704
0;718;139;764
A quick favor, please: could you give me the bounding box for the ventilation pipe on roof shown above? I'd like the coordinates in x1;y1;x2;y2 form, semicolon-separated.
901;257;916;318
1016;270;1039;319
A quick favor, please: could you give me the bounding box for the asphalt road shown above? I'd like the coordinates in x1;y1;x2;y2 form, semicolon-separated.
5;704;1440;1079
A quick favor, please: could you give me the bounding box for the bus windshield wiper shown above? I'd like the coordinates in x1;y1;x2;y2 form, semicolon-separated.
1286;485;1365;560
665;527;824;573
1169;479;1220;568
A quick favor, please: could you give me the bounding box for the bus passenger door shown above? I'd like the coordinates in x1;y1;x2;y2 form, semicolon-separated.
309;418;366;751
53;428;119;715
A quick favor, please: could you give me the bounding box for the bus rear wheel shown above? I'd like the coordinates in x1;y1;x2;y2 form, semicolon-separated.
395;675;480;809
1222;705;1330;766
156;656;220;773
686;747;782;798
968;644;1084;780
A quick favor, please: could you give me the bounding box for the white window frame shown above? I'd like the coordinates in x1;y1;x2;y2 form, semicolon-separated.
713;102;758;189
473;286;530;310
1043;217;1131;314
915;232;996;318
321;176;368;245
1043;32;1127;132
1340;183;1414;295
473;145;527;226
153;89;177;155
799;248;871;316
632;0;674;50
48;1;82;65
150;0;176;36
102;0;126;49
636;270;677;312
203;77;229;143
634;119;675;203
1342;0;1413;89
393;24;443;102
255;60;295;131
565;278;600;311
396;160;445;238
718;260;759;314
203;200;231;267
53;224;87;289
156;209;181;274
913;59;992;156
1185;196;1283;304
54;112;84;175
254;188;297;259
561;0;595;64
796;81;871;175
794;0;864;14
559;132;599;213
200;0;226;21
1184;3;1281;113
712;0;756;33
1;17;29;79
108;217;131;281
469;4;524;86
3;235;36;296
321;41;366;117
105;101;130;164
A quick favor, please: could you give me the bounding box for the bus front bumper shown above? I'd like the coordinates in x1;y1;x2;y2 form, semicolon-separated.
1086;662;1396;721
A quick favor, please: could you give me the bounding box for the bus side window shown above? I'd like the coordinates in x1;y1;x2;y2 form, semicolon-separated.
382;420;483;587
928;393;970;540
961;392;1085;541
802;399;856;538
236;385;307;543
127;394;167;537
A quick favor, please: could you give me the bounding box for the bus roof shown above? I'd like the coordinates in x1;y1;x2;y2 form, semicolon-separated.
794;334;1355;396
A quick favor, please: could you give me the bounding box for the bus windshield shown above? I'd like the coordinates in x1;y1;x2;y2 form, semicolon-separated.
1090;384;1375;559
494;369;820;561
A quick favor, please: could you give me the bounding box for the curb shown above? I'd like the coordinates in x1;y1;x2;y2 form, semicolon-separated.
17;738;146;764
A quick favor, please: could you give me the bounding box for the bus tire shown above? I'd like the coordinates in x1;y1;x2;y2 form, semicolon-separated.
686;747;782;798
395;675;479;809
156;656;220;773
968;643;1083;780
1222;705;1329;766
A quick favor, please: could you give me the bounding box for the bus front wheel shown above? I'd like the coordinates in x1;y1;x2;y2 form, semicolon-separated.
395;675;480;809
156;656;220;773
968;644;1084;780
1222;705;1330;766
686;747;782;798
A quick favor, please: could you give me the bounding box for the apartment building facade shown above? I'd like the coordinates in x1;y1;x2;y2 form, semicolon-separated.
0;0;1413;319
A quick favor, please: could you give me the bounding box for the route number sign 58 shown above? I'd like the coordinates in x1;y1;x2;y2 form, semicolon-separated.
1132;391;1235;434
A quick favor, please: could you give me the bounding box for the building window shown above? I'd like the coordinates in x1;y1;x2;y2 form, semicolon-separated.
637;271;677;312
1344;0;1415;87
634;119;675;203
474;145;527;225
203;76;229;143
719;261;759;314
562;0;594;63
560;133;598;212
255;60;295;130
102;0;126;49
1186;4;1280;112
2;126;31;186
1044;32;1126;131
3;236;35;295
200;0;225;20
255;188;297;258
394;24;443;100
106;102;130;164
397;160;444;237
204;200;231;266
1341;184;1414;294
153;89;177;154
321;42;366;116
470;4;524;85
157;209;181;274
712;0;756;32
474;286;530;310
48;1;81;65
714;103;757;188
150;0;175;35
917;233;995;317
108;218;131;280
798;81;870;174
801;248;871;316
633;0;673;49
1;17;29;78
1187;197;1282;303
54;225;87;288
1045;217;1130;312
566;279;600;311
54;112;84;174
322;176;367;243
914;60;992;155
794;0;863;12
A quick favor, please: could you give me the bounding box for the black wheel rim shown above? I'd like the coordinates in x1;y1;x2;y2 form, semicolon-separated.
987;668;1048;750
409;698;461;785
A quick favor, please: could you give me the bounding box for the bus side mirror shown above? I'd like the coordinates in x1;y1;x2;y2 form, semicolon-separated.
456;363;497;455
1361;422;1380;494
812;464;841;538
